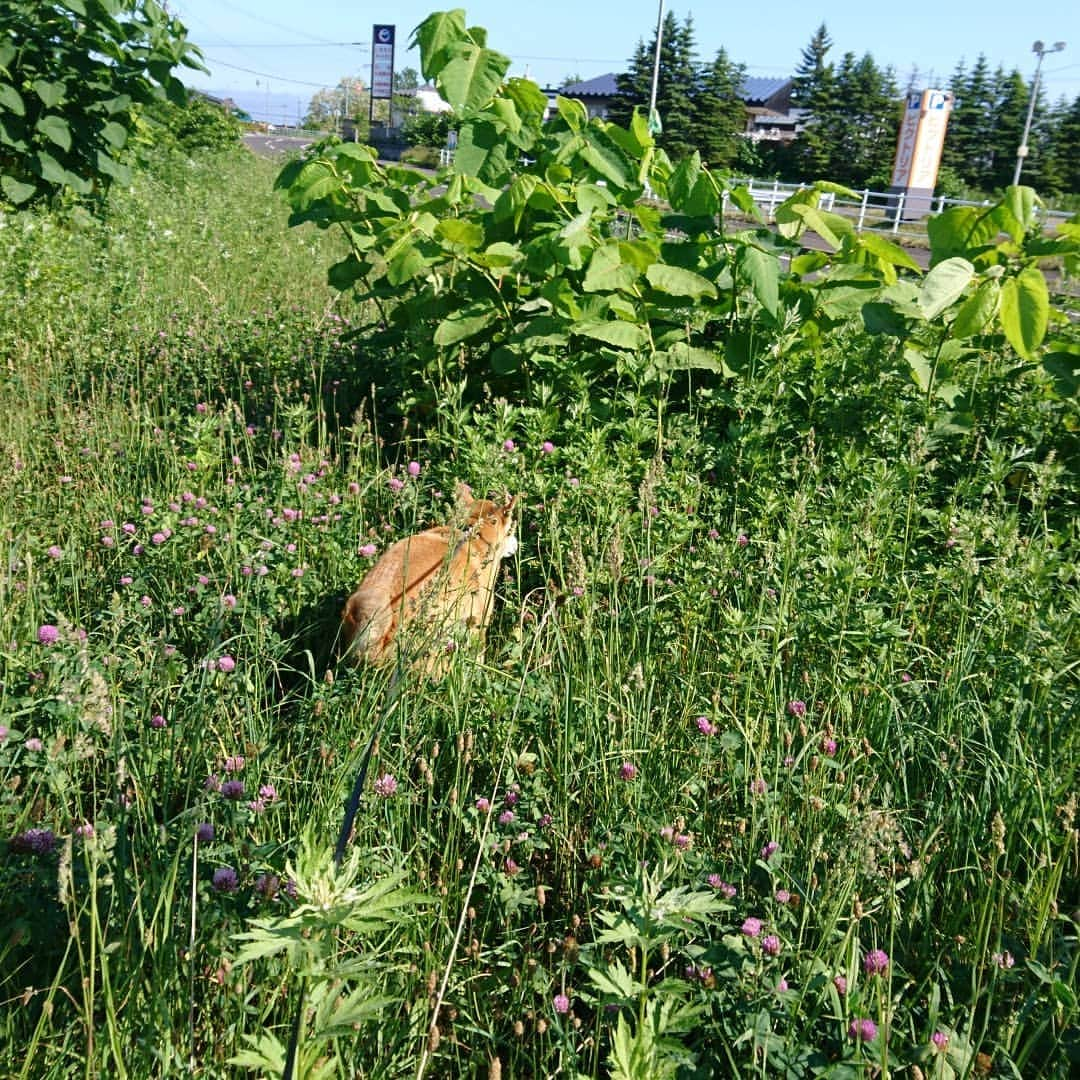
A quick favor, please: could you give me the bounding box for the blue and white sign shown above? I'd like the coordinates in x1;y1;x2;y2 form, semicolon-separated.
371;25;395;100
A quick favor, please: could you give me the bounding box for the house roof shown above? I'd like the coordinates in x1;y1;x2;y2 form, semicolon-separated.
556;72;793;106
559;73;619;97
740;76;792;103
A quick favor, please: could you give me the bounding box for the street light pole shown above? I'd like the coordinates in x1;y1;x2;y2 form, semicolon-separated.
1013;39;1065;186
647;0;664;134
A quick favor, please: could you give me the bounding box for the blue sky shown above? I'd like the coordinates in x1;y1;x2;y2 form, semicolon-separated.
174;0;1080;121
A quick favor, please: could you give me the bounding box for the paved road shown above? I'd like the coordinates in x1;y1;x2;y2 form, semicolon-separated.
243;133;314;158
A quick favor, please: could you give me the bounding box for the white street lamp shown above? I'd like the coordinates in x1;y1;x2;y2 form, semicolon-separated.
647;0;664;134
1013;39;1065;186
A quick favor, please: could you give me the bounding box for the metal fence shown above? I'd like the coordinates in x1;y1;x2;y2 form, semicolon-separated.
723;177;1072;238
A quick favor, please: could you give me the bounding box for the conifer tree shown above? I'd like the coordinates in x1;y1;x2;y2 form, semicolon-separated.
1042;94;1080;194
693;46;747;168
608;11;700;160
791;23;837;179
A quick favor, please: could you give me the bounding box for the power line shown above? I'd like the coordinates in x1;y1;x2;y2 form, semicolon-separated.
195;41;368;49
198;0;346;46
201;54;337;87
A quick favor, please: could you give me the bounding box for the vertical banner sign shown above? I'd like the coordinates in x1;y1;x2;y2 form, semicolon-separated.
889;89;952;218
370;24;395;123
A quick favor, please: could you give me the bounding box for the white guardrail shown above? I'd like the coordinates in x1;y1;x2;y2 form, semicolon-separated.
724;177;1073;238
435;149;1073;240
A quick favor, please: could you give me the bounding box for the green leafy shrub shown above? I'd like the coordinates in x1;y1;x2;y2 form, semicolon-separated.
0;0;204;206
148;92;244;152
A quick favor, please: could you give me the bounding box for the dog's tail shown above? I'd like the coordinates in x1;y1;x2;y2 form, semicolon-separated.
341;587;394;663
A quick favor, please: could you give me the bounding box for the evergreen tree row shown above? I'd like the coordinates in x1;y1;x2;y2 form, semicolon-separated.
606;12;752;171
606;14;1080;197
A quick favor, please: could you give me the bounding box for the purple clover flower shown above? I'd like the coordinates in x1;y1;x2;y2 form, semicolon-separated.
863;949;890;976
212;866;239;892
221;779;245;800
373;774;398;798
848;1018;877;1043
11;827;57;855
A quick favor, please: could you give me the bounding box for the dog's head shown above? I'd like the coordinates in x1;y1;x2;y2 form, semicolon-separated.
459;488;518;559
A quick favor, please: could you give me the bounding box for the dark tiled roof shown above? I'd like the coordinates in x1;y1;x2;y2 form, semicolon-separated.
559;73;620;97
739;76;792;102
558;72;792;105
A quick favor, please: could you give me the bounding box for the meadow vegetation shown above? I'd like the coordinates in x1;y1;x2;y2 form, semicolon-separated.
1;12;1079;1079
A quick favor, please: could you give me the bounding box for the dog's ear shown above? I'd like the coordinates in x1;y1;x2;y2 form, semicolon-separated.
453;481;473;506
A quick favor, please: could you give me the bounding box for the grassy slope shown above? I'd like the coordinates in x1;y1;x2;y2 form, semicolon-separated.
0;146;1076;1078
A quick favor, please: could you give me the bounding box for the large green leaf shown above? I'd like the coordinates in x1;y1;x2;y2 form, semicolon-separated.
951;279;1001;339
999;267;1049;360
386;244;429;286
664;342;731;375
100;120;128;150
572;319;648;350
918;257;974;321
667;152;702;212
93;151;128;187
437;41;510;112
583;242;640;294
453;119;509;184
0;82;24;116
436;217;484;251
32;79;66;108
645;263;716;301
578;127;633;189
1;173;37;204
556;95;588;132
739;246;779;318
1001;185;1038;240
34;149;68;184
1041;345;1080;398
787;203;850;250
858;232;922;273
410;9;468;81
36;115;72;152
433;304;497;346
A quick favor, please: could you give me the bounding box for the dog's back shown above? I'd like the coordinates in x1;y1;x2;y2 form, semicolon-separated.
341;494;517;668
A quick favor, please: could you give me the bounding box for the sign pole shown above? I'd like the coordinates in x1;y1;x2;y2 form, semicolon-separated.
370;24;396;131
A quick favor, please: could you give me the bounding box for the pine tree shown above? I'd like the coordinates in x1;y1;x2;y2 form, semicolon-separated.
608;12;699;161
941;55;996;190
692;46;747;168
988;67;1031;190
608;39;653;130
791;23;837;179
1042;94;1080;194
834;54;900;186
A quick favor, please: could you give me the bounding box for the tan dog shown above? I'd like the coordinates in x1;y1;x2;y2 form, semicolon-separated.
341;487;518;671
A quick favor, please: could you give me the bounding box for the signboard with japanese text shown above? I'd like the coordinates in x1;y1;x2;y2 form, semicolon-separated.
371;24;395;100
889;89;952;192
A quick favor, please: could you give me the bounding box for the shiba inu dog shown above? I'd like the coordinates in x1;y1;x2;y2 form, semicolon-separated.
341;487;518;671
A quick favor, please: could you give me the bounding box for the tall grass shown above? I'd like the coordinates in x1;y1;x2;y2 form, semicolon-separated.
0;145;1076;1078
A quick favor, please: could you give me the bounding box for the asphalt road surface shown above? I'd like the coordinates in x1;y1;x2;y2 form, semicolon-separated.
243;133;314;158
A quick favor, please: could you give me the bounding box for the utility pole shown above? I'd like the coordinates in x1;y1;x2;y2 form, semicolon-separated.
1013;40;1065;186
647;0;664;134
